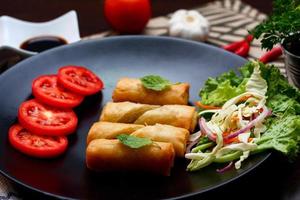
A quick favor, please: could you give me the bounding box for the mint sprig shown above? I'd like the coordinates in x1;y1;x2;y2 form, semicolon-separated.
117;134;153;149
140;75;172;91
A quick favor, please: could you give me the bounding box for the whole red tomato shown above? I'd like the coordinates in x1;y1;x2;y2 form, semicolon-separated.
104;0;151;34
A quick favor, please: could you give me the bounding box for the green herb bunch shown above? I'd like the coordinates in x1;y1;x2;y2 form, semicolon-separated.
251;0;300;50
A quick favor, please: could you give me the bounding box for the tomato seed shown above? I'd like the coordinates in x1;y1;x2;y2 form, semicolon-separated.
41;80;53;88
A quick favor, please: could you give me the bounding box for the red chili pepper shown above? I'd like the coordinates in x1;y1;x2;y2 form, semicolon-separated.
259;46;283;64
246;35;254;43
222;40;245;52
222;34;253;57
234;41;250;57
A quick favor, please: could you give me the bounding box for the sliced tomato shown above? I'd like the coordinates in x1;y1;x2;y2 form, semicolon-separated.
9;124;68;158
32;75;84;109
18;99;78;136
57;66;104;96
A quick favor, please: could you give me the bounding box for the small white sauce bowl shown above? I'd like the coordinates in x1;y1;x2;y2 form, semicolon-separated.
0;10;81;57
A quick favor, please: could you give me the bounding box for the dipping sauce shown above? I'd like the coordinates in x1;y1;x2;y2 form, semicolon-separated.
20;36;67;53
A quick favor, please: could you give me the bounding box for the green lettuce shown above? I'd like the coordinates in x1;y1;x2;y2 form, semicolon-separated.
255;114;300;159
267;94;300;115
200;61;300;106
199;61;300;159
256;92;300;158
245;62;268;96
199;69;249;106
246;64;300;159
239;61;300;100
200;79;247;106
199;61;264;106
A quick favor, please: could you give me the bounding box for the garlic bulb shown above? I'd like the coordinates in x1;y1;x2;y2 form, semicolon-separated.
169;9;210;42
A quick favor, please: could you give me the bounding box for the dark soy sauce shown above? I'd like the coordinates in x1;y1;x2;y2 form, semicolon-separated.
20;36;67;53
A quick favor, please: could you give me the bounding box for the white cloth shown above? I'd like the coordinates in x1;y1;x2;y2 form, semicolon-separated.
0;176;20;200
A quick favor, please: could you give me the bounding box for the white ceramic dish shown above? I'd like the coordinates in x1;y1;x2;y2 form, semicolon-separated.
0;10;81;57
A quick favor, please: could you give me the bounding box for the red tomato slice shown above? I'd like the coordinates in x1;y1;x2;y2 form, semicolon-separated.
9;124;68;158
57;66;104;96
32;75;84;109
18;99;78;136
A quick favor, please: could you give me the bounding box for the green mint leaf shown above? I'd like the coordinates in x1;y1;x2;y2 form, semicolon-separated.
140;75;172;91
117;134;153;149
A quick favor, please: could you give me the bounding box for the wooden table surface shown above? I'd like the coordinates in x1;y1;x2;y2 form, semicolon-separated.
0;0;273;36
1;1;300;200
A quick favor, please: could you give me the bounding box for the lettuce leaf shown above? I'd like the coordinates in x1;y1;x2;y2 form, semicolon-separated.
199;70;242;95
267;94;300;115
200;79;247;106
255;114;300;159
199;61;263;106
199;61;300;159
200;61;300;105
245;61;268;96
239;61;300;100
199;69;248;106
257;92;300;159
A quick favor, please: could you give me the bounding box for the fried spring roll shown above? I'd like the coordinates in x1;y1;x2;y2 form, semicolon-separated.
86;139;175;176
99;102;159;123
131;124;189;157
112;78;190;105
87;122;144;144
135;105;197;132
99;102;197;132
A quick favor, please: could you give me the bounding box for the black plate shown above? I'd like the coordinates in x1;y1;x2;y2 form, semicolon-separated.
0;36;270;199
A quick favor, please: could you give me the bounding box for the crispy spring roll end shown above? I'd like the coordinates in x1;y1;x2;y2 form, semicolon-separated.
86;139;175;176
112;78;190;105
131;124;189;157
86;122;144;144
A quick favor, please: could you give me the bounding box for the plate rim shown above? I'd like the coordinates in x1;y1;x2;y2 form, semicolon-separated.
0;35;271;200
0;35;247;81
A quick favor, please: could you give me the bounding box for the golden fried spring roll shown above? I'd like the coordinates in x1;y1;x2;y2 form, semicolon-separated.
99;102;197;132
86;139;175;176
131;124;189;157
99;102;159;123
112;78;190;105
135;105;197;132
87;122;144;144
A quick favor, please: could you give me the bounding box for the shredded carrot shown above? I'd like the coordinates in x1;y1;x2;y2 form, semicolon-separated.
224;137;253;144
239;95;252;102
195;101;221;110
230;115;239;123
222;131;230;137
224;137;239;144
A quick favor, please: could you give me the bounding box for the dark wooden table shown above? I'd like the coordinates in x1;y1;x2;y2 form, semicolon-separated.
1;1;300;200
0;0;273;37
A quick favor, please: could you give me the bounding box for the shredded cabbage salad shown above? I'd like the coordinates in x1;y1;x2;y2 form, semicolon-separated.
186;61;300;172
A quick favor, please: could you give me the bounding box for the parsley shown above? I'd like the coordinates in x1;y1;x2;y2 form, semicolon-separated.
140;75;172;91
251;0;300;50
117;134;153;149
